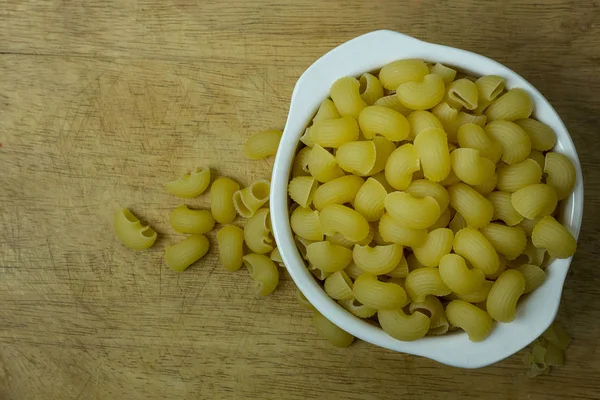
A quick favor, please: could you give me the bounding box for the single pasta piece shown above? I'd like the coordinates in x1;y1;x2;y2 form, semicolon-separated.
413;128;451;182
243;253;279;296
446;300;493;342
339;297;377;318
439;254;485;295
384;192;441;230
488;191;524;226
288;176;318;207
385;144;420;190
378;308;431;341
516;264;546;294
413;228;454;267
480;223;527;260
169;205;215;234
532;216;577;259
378;59;429;90
378;213;428;248
544;152;577;200
453;227;500;276
358;105;410;141
447;78;478;110
233;179;270;218
244;208;274;254
324;270;354;300
165;235;210;272
292;146;312;177
457;280;494;303
448;183;494;228
450;148;496;186
448;212;468;235
486;269;526;322
114;209;157;250
320;204;370;242
217;225;244;272
306;241;353;273
429;63;457;84
396;74;445;110
330;76;367;118
429;207;453;231
472;173;498;197
486;88;534;121
353;273;409;310
165;167;211;198
307;145;345;183
313;98;341;123
528;149;545;171
405;267;452;302
290;207;324;241
374;95;413;115
485;120;532;165
302;116;359;148
409;295;449;335
312;311;355;347
475;75;505;102
359;72;384;105
244;129;283;160
210;177;240;224
457;123;503;163
496;159;542;192
354;178;387;222
405;179;450;212
385;256;409;278
514;118;556;151
511;183;558;220
353;243;404;275
335;141;376;175
407;110;443;140
312;175;364;210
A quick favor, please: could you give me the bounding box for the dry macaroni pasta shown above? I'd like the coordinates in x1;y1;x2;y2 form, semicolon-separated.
166;167;211;198
244;129;282;160
114;209;157;250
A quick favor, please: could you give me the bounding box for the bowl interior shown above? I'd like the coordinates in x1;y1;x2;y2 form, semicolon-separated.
270;30;583;368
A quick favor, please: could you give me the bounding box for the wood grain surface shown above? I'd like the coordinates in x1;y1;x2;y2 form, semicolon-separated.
1;1;600;399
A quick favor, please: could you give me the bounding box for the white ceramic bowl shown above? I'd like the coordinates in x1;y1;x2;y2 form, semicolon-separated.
271;30;583;368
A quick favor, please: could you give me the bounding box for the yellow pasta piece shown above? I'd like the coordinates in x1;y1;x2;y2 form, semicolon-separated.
307;145;345;183
407;110;443;140
413;228;454;267
378;213;428;248
405;267;452;302
413;128;451;182
516;264;546;294
306;241;353;273
244;208;274;254
405;179;450;212
486;88;534;121
335;141;376;175
233;179;270;218
396;74;445;110
514;118;557;152
339;297;377;318
475;75;505;102
210;177;240;224
456;280;494;303
488;191;524;226
353;273;409;310
378;59;429;90
486;269;526;322
330;76;367;118
290;207;323;241
302;116;360;148
448;183;494;228
496;159;542;193
169;205;215;234
439;254;485;295
374;95;412;115
447;79;478;110
450;148;496;186
511;183;558;220
384;192;441;230
292;146;312;177
432;101;458;125
354;178;387;222
217;225;245;272
312;311;355;347
359;72;384;105
358;105;410;141
457;123;502;163
378;308;431;341
288;176;318;208
244;129;283;160
313;98;341;123
409;295;449;335
114;209;157;250
485;120;532;165
312;175;364;210
480;223;527;260
429;62;457;85
544;152;577;200
532;216;577;259
320;204;370;242
243;253;279;296
453;227;500;276
385;144;420;190
165;235;210;272
353;243;404;275
165;167;211;198
446;299;493;342
324;270;354;300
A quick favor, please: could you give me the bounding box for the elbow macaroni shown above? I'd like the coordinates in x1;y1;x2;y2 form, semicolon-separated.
244;129;282;160
166;167;211;198
169;205;215;234
244;208;274;254
353;273;409;310
114;209;157;250
165;235;210;272
243;253;279;296
233;179;270;218
217;225;244;272
210;177;240;224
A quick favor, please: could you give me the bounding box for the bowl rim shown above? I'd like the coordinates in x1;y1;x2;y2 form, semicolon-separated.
270;30;584;368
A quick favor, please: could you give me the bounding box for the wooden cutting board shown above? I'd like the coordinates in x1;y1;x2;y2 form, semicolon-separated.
1;1;600;399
